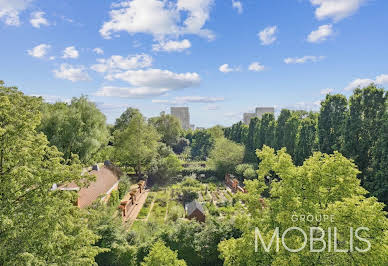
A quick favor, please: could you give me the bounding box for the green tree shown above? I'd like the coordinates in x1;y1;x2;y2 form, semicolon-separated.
149;113;182;147
190;130;214;160
141;241;186;266
113;112;159;176
88;205;137;266
219;146;388;265
244;117;259;163
295;115;318;165
113;107;141;132
148;152;183;184
343;85;386;186
369;94;388;208
275;109;292;150
208;125;224;139
0;84;102;264
318;94;348;154
254;113;275;150
208;138;244;178
283;114;300;158
39;96;109;162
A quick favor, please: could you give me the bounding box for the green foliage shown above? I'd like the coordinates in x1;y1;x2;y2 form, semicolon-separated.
181;189;198;204
208;125;224;139
0;84;102;264
149;113;182;147
148;145;183;184
180;166;216;178
243;117;259;163
208;138;244;178
343;85;386;186
87;205;137;266
161;219;241;266
243;167;257;180
190;130;214;160
318;94;348;154
295;115;318;165
108;190;120;207
141;241;186;266
219;146;388;265
118;177;131;200
235;163;254;177
39;96;109;163
370;102;388;208
113;107;141;132
113;112;160;176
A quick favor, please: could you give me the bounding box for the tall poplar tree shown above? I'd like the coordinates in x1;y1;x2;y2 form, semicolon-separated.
318;94;348;154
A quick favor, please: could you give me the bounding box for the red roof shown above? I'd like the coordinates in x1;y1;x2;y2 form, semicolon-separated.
60;166;119;208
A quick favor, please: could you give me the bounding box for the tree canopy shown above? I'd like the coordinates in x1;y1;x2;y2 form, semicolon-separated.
39;96;109;163
219;146;388;265
0;84;102;264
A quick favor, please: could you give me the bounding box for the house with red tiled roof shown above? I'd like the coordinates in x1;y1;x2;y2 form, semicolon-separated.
58;165;119;208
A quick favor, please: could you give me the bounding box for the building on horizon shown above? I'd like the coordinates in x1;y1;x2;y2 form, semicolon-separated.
243;107;275;125
171;107;190;130
243;113;256;125
255;107;275;119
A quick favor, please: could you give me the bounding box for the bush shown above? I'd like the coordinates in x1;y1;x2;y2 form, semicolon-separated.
243;168;257;180
208;138;244;178
108;190;120;206
118;179;130;199
181;189;198;204
180;166;216;178
235;164;254;177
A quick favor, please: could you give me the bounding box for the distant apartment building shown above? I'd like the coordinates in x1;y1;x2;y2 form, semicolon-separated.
243;107;275;125
171;107;190;130
243;113;256;125
255;107;275;119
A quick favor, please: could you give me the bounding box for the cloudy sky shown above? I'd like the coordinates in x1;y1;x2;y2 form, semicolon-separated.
1;0;387;127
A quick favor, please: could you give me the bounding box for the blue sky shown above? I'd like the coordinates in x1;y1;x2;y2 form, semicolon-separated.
1;0;387;127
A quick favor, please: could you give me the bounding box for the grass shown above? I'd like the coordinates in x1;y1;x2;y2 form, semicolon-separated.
136;192;155;219
148;190;169;223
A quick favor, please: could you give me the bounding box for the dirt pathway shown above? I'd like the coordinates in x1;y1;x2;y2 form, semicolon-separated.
126;189;150;225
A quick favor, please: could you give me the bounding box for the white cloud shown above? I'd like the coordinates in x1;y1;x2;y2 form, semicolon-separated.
284;55;325;64
344;78;374;91
310;0;366;22
219;64;239;73
53;64;90;82
96;86;170;98
152;39;191;52
307;24;333;43
152;96;224;104
97;68;200;98
100;0;214;40
91;54;153;73
27;44;50;58
93;48;104;55
62;46;79;59
344;74;388;91
232;0;243;14
174;96;224;103
320;88;334;95
258;26;277;45
0;0;32;26
376;74;388;85
106;68;200;89
248;62;265;72
30;11;49;28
